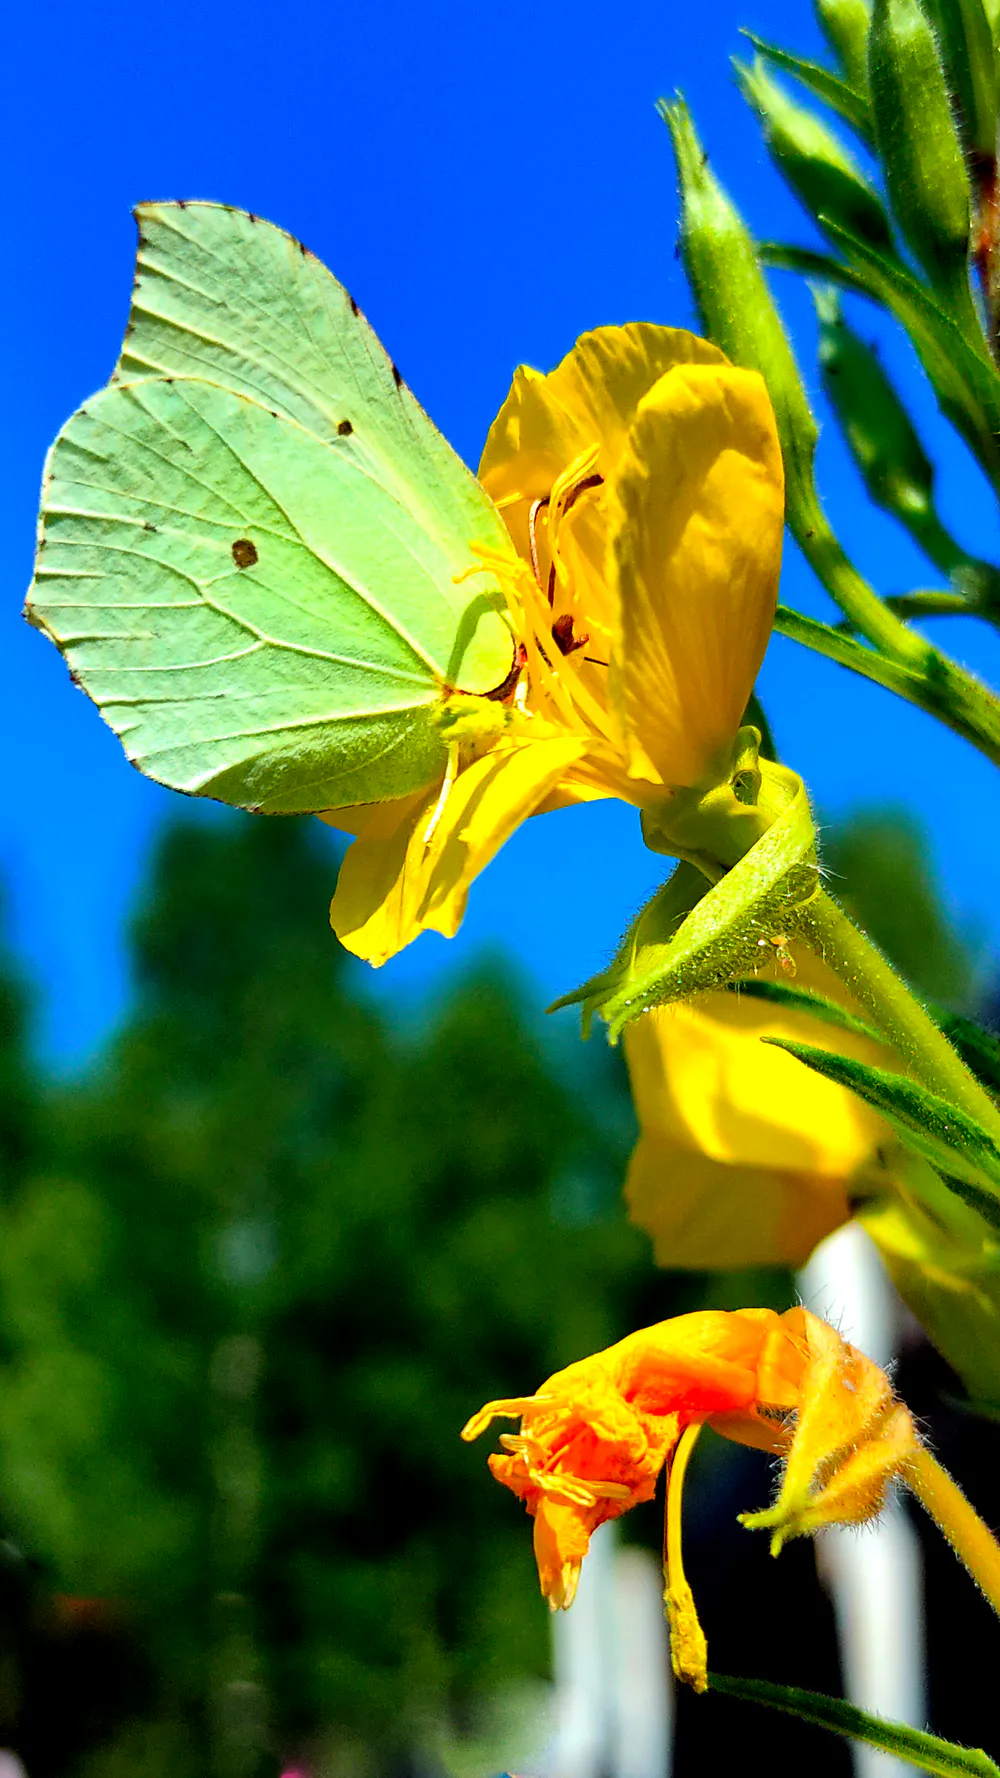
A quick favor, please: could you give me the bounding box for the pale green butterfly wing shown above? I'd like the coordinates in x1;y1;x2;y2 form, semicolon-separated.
28;202;516;813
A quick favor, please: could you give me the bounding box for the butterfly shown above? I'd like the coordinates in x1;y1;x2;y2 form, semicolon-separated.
27;202;520;814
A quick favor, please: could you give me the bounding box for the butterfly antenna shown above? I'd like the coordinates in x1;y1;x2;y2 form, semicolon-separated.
422;743;460;848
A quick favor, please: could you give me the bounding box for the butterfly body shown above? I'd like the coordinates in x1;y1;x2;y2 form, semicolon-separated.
28;203;516;813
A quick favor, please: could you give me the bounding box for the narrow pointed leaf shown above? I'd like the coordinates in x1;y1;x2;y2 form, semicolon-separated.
773;608;1000;765
709;1673;1000;1776
931;1011;1000;1093
736;56;891;250
813;284;974;577
731;978;882;1042
741;29;874;140
818;218;1000;477
762;1038;1000;1220
921;0;998;157
816;0;874;93
760;240;885;295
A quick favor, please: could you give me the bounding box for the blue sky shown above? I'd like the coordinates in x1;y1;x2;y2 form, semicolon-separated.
4;0;1000;1066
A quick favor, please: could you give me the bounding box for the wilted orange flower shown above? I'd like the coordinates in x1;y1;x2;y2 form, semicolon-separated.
463;1307;922;1689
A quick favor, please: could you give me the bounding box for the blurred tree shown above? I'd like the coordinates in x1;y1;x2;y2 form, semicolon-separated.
0;803;985;1777
0;817;650;1777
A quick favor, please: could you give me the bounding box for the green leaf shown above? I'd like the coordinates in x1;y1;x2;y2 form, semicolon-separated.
815;0;874;93
932;1011;1000;1093
816;217;1000;479
773;606;1000;765
921;0;999;158
760;239;884;295
762;1037;1000;1223
735;56;893;250
740;29;874;140
868;0;975;309
729;977;882;1042
708;1673;1000;1776
553;774;818;1040
813;284;977;577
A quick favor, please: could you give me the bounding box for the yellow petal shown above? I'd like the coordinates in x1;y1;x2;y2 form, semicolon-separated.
478;324;727;531
330;736;587;964
624;992;889;1176
623;973;893;1269
479;326;729;643
625;1143;851;1270
608;364;783;787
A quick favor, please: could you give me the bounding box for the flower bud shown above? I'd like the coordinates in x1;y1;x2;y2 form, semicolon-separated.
869;0;974;307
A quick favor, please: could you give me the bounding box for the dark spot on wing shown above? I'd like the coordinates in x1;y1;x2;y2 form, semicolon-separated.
232;539;258;569
392;363;403;388
248;212;258;224
349;295;359;315
143;521;158;533
337;419;353;436
176;199;188;210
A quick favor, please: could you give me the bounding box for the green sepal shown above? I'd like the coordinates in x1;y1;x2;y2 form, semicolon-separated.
816;0;874;93
549;861;710;1036
921;0;998;157
552;773;818;1041
740;29;875;140
708;1673;1000;1776
762;1037;1000;1223
735;57;892;251
868;0;974;308
813;284;975;574
640;733;795;872
729;978;882;1042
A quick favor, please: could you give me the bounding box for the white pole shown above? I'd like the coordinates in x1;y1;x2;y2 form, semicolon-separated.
800;1223;927;1778
609;1544;673;1778
535;1522;673;1778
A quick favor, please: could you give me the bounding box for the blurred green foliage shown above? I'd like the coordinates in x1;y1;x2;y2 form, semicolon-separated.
0;805;983;1775
0;818;654;1776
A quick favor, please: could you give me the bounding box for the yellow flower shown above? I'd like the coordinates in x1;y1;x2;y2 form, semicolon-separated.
462;1307;921;1690
623;949;896;1269
325;325;785;964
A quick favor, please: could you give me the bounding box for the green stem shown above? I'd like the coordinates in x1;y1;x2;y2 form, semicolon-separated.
791;491;930;664
799;891;1000;1142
